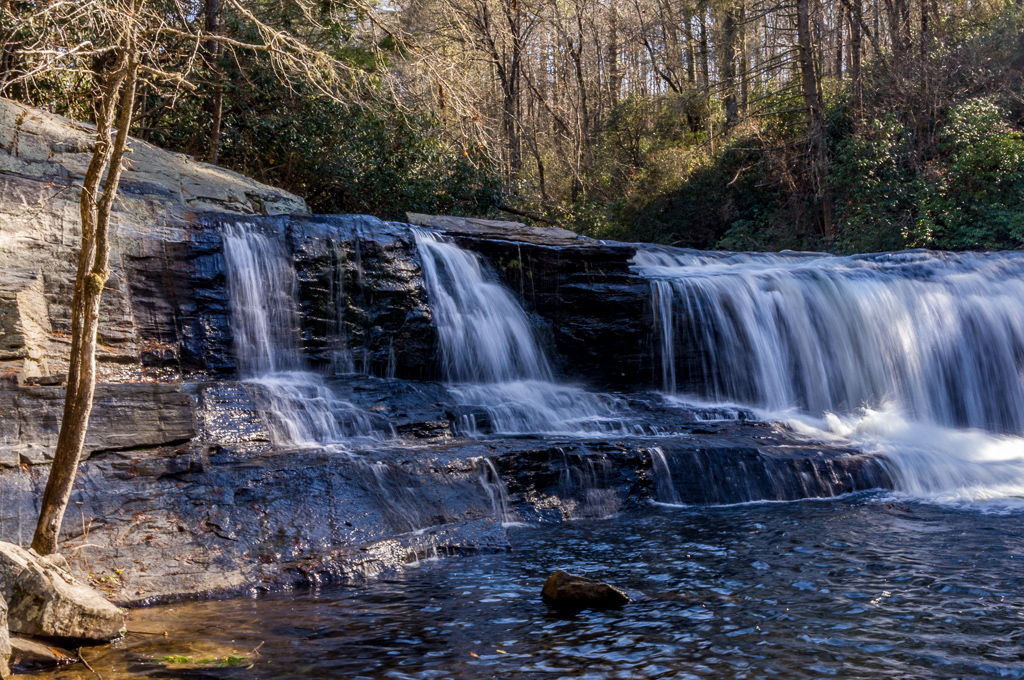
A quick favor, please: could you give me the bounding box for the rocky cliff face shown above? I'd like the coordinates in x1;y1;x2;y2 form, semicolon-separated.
0;100;894;605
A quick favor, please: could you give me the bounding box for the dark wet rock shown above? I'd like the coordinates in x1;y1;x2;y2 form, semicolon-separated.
407;213;587;247
0;590;10;678
286;215;436;380
0;435;510;604
8;636;73;673
0;383;195;466
413;214;655;390
541;569;629;610
0;542;125;642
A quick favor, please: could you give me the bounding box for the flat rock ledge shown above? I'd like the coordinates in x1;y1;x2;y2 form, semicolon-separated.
0;542;125;643
541;569;630;610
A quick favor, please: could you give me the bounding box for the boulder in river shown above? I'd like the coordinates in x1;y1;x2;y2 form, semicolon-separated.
541;569;630;610
0;542;125;642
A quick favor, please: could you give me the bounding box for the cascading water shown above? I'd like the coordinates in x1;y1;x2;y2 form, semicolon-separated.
414;229;635;435
222;223;381;447
633;246;1024;504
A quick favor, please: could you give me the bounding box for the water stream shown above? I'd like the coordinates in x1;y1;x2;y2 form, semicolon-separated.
32;499;1024;680
222;223;383;447
632;246;1024;505
415;229;638;436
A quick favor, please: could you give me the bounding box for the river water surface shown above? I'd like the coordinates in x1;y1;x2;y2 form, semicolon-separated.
34;495;1024;680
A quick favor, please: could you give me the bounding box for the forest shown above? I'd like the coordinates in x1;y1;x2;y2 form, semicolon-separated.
2;0;1024;253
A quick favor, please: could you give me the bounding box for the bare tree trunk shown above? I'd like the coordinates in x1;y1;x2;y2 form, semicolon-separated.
796;0;831;237
722;1;739;128
32;7;142;556
205;0;223;165
739;0;748;114
699;8;710;87
835;2;844;78
849;0;863;116
683;8;696;85
607;0;620;105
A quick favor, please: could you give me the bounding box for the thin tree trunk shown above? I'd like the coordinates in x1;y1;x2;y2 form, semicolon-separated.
739;0;748;114
835;3;844;78
849;0;862;116
607;0;620;105
796;0;831;237
32;10;142;556
205;0;223;164
699;8;710;87
722;2;739;128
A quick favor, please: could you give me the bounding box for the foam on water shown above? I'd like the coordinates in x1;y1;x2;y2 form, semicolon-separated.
633;246;1024;505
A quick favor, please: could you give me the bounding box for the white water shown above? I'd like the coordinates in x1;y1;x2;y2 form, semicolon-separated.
222;223;382;447
415;230;639;436
633;246;1024;505
478;458;519;526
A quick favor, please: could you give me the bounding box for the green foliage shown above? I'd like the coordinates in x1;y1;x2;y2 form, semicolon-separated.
830;116;922;253
218;93;501;220
560;7;1024;254
143;55;501;221
918;98;1024;250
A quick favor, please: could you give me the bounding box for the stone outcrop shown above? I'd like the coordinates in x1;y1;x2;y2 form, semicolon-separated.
0;542;125;642
0;382;195;466
0;97;306;385
541;569;630;610
0;99;305;216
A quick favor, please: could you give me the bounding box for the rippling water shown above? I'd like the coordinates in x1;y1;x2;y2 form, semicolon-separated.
34;497;1024;680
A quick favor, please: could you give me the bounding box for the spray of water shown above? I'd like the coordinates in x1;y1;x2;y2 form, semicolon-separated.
415;229;637;436
222;223;383;447
633;246;1024;505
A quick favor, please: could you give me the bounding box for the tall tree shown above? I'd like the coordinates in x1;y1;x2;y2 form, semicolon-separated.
32;0;144;555
796;0;831;236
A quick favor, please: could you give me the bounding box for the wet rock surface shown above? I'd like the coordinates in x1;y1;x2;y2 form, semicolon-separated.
541;569;630;610
0;376;893;604
8;636;72;673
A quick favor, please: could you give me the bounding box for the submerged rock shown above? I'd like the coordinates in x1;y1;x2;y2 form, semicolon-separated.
0;542;125;642
0;591;10;679
541;569;630;610
8;636;72;673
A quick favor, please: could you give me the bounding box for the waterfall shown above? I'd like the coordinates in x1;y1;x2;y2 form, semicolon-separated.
414;229;635;436
222;223;381;447
633;246;1024;504
478;459;517;525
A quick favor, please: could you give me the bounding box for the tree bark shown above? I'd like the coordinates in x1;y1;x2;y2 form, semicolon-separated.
722;2;739;128
31;8;142;556
848;0;862;117
796;0;831;237
698;8;709;88
607;0;620;105
205;0;223;165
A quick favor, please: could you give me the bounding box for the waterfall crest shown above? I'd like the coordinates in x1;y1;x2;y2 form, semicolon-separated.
222;223;382;447
415;230;635;436
633;246;1024;503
